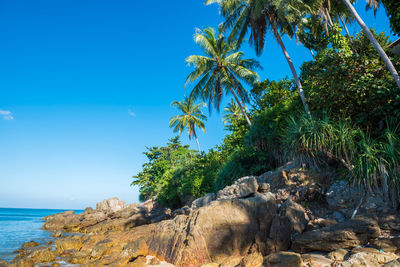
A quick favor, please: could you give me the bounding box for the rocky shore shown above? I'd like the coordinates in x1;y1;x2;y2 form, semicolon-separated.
1;165;400;266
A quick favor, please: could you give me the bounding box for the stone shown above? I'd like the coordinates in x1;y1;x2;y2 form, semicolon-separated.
338;248;399;267
384;258;400;267
237;252;263;267
216;176;258;200
328;248;349;261
147;256;161;265
96;197;126;214
122;239;149;259
280;198;309;234
371;237;400;253
55;236;83;253
265;251;303;267
258;183;270;193
41;210;81;230
25;246;55;262
0;261;9;267
292;216;381;253
332;211;346;223
301;252;333;267
9;259;34;267
84;207;95;214
50;230;64;238
326;181;361;218
200;264;219;267
21;241;40;249
191;193;216;209
306;218;337;231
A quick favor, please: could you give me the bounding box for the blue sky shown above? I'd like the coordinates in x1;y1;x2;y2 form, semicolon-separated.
0;0;396;209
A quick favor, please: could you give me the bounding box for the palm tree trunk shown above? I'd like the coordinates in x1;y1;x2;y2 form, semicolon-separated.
342;0;400;89
229;88;252;126
268;16;311;117
193;129;201;154
339;16;354;45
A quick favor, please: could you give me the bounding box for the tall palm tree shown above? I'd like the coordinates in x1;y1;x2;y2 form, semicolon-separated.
185;27;261;126
206;0;311;116
223;98;243;124
341;0;400;89
169;96;207;154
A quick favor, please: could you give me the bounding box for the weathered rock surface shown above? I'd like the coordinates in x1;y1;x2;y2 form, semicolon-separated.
96;197;126;214
264;251;303;267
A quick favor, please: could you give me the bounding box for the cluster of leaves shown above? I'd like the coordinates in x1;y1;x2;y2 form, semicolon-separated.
382;0;400;35
301;26;400;134
131;136;224;208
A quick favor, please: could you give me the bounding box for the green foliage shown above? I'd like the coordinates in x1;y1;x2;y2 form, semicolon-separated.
382;0;400;35
301;28;400;133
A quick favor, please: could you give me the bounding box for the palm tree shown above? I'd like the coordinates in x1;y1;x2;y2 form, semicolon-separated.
206;0;311;116
223;98;243;124
169;96;207;154
185;27;261;126
341;0;400;89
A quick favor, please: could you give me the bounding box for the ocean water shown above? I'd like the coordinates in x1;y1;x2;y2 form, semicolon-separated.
0;208;83;262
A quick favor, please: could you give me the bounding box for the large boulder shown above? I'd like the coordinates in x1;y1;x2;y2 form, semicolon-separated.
216;176;258;200
264;251;303;267
96;197;126;214
338;247;398;267
146;194;277;266
41;210;81;230
292;216;381;253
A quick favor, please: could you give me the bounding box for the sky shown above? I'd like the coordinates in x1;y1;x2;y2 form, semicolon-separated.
0;0;396;209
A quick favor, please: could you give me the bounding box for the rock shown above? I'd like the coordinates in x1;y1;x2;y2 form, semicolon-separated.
146;194;277;266
292;216;381;253
331;211;346;223
96;197;126;214
84;207;95;214
50;230;64;238
172;206;191;217
128;256;147;267
264;251;303;267
384;258;400;267
21;241;40;249
237;252;263;267
326;181;361;218
191;193;216;209
200;264;219;267
280;199;309;234
258;183;270;193
42;210;81;230
371;237;400;253
306;218;337;231
0;260;9;267
338;247;398;266
301;252;333;267
216;176;258;200
55;236;83;253
122;239;149;259
147;256;161;265
9;258;34;267
267;216;292;252
328;248;349;261
25;246;55;262
79;211;108;228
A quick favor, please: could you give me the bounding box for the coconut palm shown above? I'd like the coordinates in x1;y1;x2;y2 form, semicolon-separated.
169;96;207;154
206;0;311;116
223;98;244;124
341;0;400;89
185;27;261;126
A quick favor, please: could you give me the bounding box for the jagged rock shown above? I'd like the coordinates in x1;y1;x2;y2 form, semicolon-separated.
96;197;126;214
267;216;292;252
41;210;81;230
258;183;270;193
0;261;9;267
50;230;64;238
280;199;309;234
384;258;400;267
338;247;398;266
17;246;55;263
292;216;381;253
328;248;349;261
306;218;337;231
371;237;400;253
146;194;277;266
147;256;161;265
79;211;108;228
84;207;95;214
55;236;83;253
21;241;40;249
237;252;263;267
264;251;303;267
301;252;333;267
172;206;190;217
216;176;258;200
9;258;34;267
191;193;216;209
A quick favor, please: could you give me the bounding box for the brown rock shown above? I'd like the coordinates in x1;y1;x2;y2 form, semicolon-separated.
371;237;400;253
338;248;398;267
0;260;9;267
21;241;40;249
26;246;55;262
200;264;219;267
9;259;34;267
55;236;83;253
238;252;263;267
383;258;400;267
328;248;349;261
42;210;81;231
148;256;161;265
265;251;303;267
292;216;381;253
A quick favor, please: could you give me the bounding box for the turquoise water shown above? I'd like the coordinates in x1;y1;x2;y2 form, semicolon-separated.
0;208;82;262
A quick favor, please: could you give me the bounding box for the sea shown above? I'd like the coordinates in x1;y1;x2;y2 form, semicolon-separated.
0;208;83;262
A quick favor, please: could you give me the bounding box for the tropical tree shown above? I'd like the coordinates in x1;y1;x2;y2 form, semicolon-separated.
206;0;311;116
185;27;261;126
223;99;244;124
341;0;400;89
169;95;207;153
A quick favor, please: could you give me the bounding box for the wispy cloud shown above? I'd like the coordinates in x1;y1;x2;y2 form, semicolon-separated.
128;109;136;117
0;110;14;120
